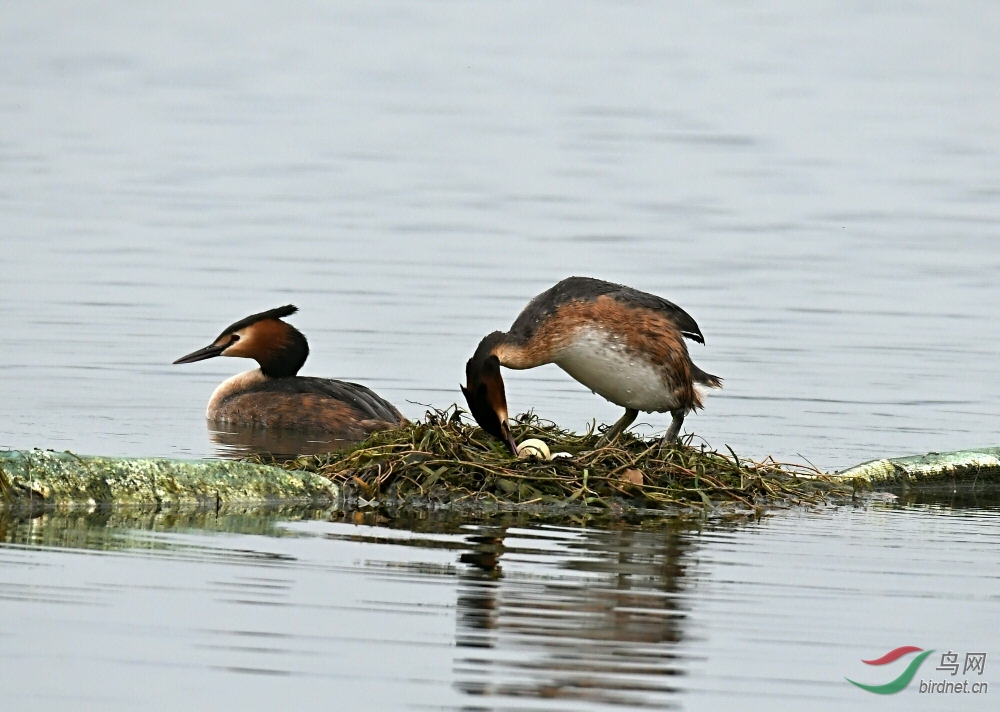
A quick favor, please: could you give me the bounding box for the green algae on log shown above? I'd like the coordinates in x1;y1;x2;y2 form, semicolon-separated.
4;423;998;511
836;447;1000;489
0;450;339;507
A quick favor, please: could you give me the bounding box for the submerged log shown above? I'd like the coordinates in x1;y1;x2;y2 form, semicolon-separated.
836;447;1000;489
2;442;997;510
0;450;338;508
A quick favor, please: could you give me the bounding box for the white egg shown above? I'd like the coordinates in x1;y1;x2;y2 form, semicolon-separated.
516;438;551;460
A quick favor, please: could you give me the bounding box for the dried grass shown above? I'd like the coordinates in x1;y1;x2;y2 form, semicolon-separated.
275;407;848;511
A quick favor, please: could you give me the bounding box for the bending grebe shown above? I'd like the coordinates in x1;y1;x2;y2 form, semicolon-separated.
174;305;405;439
462;277;721;453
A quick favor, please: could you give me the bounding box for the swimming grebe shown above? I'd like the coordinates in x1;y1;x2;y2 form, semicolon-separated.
173;305;405;439
462;277;721;453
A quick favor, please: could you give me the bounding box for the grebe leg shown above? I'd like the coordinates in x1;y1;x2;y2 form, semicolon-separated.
663;410;685;443
597;407;638;446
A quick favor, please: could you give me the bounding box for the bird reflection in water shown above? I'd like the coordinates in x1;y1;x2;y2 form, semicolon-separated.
456;531;506;650
454;522;695;706
209;422;356;460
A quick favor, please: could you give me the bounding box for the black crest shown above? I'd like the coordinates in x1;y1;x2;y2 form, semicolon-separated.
218;305;298;339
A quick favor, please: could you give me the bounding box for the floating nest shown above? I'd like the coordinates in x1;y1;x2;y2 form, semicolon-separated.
278;407;849;512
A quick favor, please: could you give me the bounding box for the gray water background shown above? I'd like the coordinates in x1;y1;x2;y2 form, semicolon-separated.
2;501;998;711
2;2;999;710
3;1;999;467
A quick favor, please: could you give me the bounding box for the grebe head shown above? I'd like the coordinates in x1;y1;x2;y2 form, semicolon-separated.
462;333;517;454
173;305;309;378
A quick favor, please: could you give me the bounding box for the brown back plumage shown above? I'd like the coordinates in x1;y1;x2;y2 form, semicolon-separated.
464;277;721;441
176;305;405;437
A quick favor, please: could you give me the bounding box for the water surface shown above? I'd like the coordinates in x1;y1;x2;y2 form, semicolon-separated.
1;501;997;710
3;1;999;468
2;2;999;709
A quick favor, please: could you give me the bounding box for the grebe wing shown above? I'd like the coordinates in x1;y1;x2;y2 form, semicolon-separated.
510;276;706;345
610;284;705;344
244;377;403;424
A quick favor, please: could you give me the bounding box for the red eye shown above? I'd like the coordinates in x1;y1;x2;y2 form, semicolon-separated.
230;334;240;342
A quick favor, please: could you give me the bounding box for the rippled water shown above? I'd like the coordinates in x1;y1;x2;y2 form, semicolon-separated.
3;2;1000;709
0;501;997;710
3;1;1000;467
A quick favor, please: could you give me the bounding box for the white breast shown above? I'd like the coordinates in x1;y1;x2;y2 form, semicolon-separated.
206;368;267;419
553;328;679;413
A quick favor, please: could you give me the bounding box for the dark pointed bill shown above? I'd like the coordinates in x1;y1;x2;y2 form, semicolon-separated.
173;342;228;364
499;419;518;455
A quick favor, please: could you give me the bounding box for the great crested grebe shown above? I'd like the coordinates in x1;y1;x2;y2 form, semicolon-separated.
462;277;721;453
173;305;405;439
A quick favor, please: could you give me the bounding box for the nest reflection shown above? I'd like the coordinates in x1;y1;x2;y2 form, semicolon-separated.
453;521;695;706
